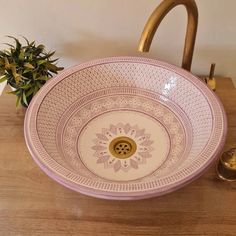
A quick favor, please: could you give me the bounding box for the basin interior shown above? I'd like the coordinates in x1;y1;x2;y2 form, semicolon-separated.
25;57;225;197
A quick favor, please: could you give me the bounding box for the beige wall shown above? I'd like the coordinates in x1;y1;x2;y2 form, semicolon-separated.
0;0;235;81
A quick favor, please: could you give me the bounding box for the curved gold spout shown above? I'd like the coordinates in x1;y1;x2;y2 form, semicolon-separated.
138;0;198;71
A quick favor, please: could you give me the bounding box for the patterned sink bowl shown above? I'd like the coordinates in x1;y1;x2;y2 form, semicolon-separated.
24;57;227;200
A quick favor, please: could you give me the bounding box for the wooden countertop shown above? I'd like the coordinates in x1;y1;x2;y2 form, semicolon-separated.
0;78;235;236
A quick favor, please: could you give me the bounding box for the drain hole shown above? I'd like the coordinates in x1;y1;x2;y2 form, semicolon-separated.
109;136;137;159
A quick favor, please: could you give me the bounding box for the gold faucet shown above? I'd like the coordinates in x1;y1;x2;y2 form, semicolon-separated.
138;0;198;71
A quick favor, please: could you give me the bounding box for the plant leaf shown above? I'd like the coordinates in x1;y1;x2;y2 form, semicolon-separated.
48;58;58;63
25;87;34;97
21;36;30;45
7;90;20;95
37;44;45;50
32;71;37;80
0;75;7;83
24;62;34;69
6;36;21;49
28;41;35;47
3;43;14;48
3;50;11;56
36;81;43;88
23;68;32;74
29;52;33;61
4;57;10;69
0;58;5;66
10;66;21;83
0;68;5;76
22;91;28;106
36;60;47;66
40;51;55;59
20;83;31;89
36;76;49;81
46;63;63;72
19;49;24;60
33;84;39;95
16;95;21;107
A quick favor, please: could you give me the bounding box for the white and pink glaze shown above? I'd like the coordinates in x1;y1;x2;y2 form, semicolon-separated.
24;57;227;200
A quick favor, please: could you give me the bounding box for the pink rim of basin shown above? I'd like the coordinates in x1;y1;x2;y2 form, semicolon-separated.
24;56;227;200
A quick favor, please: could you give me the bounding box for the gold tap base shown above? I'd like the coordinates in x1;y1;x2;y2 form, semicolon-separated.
205;78;216;91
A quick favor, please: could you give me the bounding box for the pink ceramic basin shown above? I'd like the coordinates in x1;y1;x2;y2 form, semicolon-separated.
24;57;227;200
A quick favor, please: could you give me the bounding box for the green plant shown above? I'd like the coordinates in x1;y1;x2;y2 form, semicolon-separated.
0;36;63;107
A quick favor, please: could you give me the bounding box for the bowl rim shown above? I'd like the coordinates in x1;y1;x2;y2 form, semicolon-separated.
24;56;228;200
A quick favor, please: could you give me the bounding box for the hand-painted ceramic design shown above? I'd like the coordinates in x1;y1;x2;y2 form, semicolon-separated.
24;57;227;200
92;123;154;172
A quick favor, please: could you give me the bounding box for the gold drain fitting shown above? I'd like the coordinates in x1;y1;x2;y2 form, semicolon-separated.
109;136;137;159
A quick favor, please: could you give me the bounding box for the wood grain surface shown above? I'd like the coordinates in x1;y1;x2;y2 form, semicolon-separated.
0;78;235;236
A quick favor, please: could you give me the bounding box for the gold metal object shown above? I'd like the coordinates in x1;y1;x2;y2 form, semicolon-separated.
138;0;198;71
205;63;216;91
109;136;137;159
221;149;236;170
216;148;236;181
